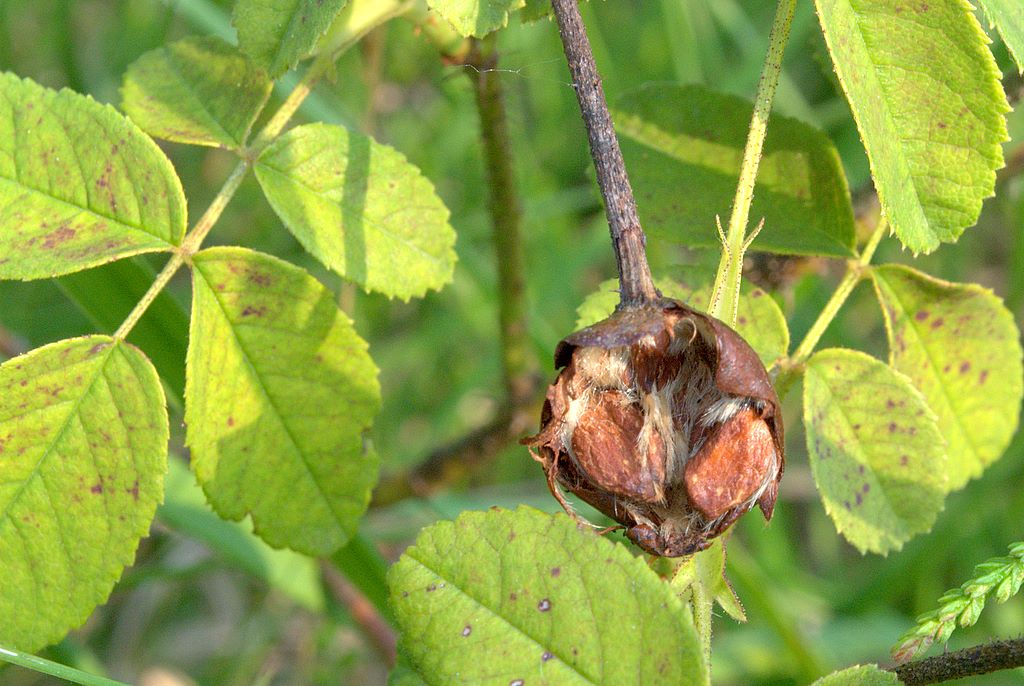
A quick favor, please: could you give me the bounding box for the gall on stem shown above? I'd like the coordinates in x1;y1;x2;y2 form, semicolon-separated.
533;0;786;556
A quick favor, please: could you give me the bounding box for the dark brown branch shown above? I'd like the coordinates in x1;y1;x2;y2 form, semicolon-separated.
550;0;659;306
321;562;397;667
372;401;537;506
889;638;1024;685
466;36;537;403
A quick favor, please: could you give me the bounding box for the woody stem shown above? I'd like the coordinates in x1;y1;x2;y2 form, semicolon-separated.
550;0;659;306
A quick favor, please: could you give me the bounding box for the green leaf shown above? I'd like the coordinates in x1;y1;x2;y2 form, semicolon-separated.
0;336;167;651
520;0;552;23
57;257;190;412
978;0;1024;73
613;84;855;257
389;506;706;684
813;0;1008;253
871;264;1023;490
254;123;456;300
811;664;899;686
803;348;947;555
121;36;272;150
427;0;526;37
0;72;186;280
233;0;349;78
575;277;789;367
159;458;324;611
185;247;381;556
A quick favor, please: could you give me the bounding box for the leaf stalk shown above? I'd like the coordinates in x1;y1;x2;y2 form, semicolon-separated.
708;0;796;324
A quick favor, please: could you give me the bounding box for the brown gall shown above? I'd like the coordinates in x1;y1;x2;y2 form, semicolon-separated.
522;297;784;557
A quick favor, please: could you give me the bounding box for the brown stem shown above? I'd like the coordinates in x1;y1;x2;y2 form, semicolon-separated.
550;0;659;306
321;562;397;667
372;400;537;506
465;36;537;402
889;638;1024;685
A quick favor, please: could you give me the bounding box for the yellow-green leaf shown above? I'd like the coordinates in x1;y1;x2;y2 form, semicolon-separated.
427;0;526;37
0;336;167;651
813;0;1008;253
871;264;1023;490
804;349;947;555
389;506;706;684
812;664;899;685
0;73;186;280
185;247;380;556
121;36;272;150
254;123;456;300
233;0;349;78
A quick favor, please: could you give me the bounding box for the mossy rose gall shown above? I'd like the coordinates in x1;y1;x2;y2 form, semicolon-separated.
524;298;784;557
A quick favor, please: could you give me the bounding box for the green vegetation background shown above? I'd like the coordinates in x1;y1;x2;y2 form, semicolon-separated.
0;0;1021;684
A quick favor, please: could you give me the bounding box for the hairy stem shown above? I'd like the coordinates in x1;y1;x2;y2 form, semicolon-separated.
466;36;537;401
708;0;796;324
773;220;886;398
890;638;1024;685
550;0;658;306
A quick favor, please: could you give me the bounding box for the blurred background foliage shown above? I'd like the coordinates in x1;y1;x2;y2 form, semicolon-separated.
0;0;1022;684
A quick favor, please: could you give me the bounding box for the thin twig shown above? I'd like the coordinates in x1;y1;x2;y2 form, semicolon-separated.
321;562;397;667
889;637;1024;685
465;36;537;402
372;401;537;506
550;0;658;306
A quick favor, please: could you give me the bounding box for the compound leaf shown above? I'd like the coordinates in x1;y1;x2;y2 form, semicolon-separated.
389;506;706;685
0;72;186;280
186;247;380;556
614;84;855;257
804;348;946;555
0;336;167;651
427;0;526;37
814;0;1008;253
871;264;1023;490
234;0;349;78
121;36;272;150
255;123;456;300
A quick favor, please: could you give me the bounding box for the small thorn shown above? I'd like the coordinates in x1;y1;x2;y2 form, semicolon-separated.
743;218;765;252
715;215;729;256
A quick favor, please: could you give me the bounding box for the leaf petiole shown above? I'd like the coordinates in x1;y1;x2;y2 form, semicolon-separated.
708;0;796;324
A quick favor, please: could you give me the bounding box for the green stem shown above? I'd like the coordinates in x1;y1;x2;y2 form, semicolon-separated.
112;4;397;342
774;219;886;397
0;646;130;686
112;160;248;341
708;0;796;324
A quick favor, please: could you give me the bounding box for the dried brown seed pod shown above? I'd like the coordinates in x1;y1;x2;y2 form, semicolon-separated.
523;297;784;557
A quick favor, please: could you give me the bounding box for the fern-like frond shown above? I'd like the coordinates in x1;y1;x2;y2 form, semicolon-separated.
892;542;1024;663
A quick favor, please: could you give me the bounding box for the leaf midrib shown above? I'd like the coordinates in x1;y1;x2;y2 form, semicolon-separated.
818;0;934;249
192;264;353;543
